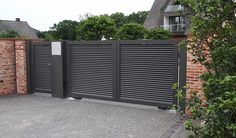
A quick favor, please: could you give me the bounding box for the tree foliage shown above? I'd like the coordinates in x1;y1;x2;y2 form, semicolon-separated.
78;13;93;22
76;16;116;40
110;11;149;28
50;20;79;40
36;30;46;38
37;11;149;40
37;30;56;41
175;0;236;137
126;11;149;25
0;30;18;38
146;28;171;40
110;12;126;28
116;23;147;40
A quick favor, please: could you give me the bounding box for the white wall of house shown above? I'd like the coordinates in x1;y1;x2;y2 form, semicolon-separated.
163;16;169;30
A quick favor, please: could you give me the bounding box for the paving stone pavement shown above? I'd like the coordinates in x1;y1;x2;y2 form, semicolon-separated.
0;93;185;138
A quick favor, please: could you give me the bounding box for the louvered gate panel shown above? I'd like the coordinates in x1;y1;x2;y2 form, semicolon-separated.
119;41;177;107
69;42;114;100
33;42;52;93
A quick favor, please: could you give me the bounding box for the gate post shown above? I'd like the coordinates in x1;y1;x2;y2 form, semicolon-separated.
51;41;66;98
26;41;33;94
179;47;187;112
112;40;118;101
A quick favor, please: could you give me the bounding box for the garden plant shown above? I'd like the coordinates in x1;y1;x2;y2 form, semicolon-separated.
174;0;236;137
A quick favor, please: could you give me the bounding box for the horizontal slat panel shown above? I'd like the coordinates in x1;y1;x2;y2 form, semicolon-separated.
70;65;112;69
121;92;174;100
71;80;112;85
34;44;52;92
70;73;112;78
69;43;113;98
72;86;112;93
119;43;177;105
120;95;173;103
71;87;112;92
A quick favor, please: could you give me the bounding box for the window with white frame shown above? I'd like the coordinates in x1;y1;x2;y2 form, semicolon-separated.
169;16;185;32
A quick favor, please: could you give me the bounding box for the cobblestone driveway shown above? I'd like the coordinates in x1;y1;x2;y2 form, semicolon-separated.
0;93;183;138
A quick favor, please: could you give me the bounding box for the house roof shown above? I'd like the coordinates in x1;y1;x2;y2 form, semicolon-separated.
144;0;176;29
0;19;38;39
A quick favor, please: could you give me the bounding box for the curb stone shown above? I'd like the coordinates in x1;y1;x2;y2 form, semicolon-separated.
159;115;188;138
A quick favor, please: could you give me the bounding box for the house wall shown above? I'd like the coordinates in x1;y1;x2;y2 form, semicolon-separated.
163;16;169;30
0;39;27;95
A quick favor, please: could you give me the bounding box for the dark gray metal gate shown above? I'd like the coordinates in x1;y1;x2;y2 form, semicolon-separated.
28;40;184;109
29;42;52;93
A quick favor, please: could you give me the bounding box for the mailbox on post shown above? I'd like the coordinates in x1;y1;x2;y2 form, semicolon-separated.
51;42;65;98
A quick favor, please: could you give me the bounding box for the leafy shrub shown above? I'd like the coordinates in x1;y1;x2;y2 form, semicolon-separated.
0;30;18;38
175;0;236;137
175;75;236;137
116;23;147;40
146;28;171;40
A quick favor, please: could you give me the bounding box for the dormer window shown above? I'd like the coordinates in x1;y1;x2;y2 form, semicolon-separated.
169;16;185;32
162;3;185;33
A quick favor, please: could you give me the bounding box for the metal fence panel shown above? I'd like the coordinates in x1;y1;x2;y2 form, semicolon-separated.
32;42;52;93
68;41;114;100
118;40;178;108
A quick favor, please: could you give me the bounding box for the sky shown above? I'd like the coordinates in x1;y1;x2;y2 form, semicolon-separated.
0;0;154;31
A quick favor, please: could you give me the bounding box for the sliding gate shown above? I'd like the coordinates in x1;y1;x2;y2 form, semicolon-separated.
66;40;178;108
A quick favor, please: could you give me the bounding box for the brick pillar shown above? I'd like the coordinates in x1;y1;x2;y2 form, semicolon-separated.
186;35;206;97
15;40;27;94
186;52;206;92
0;40;16;95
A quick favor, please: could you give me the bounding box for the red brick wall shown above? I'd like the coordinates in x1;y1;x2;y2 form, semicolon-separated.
186;35;206;97
186;52;206;98
0;40;16;95
0;39;27;95
15;40;27;94
187;52;206;92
